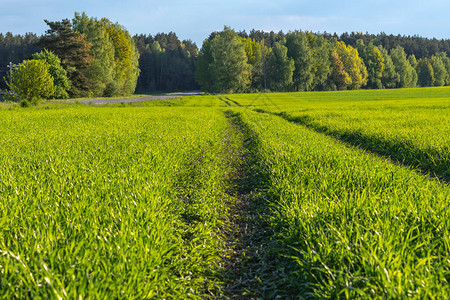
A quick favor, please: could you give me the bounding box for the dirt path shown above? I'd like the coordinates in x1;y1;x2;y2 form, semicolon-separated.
80;91;203;104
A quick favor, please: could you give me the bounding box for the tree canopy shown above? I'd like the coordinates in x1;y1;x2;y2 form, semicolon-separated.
32;49;69;99
7;59;55;104
38;18;93;97
2;24;450;97
196;27;251;93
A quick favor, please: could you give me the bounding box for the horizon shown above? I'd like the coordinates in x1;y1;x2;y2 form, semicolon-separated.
1;0;449;47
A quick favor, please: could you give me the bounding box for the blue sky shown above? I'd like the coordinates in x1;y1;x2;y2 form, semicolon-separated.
1;0;448;46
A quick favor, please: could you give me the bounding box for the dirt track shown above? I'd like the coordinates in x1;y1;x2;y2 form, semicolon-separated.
80;91;202;104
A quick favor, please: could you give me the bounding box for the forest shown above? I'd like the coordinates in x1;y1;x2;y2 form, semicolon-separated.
1;13;450;98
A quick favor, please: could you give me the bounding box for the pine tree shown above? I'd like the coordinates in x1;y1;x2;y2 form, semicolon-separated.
38;19;93;97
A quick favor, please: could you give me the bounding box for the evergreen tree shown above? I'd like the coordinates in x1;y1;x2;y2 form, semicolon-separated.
0;33;40;90
133;33;197;93
38;19;93;97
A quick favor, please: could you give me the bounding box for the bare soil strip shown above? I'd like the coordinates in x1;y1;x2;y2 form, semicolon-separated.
220;110;287;299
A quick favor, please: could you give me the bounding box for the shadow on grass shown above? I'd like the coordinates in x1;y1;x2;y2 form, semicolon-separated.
254;109;449;184
221;110;315;299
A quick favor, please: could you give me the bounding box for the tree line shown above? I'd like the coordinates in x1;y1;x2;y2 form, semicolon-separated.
1;13;140;103
196;27;450;93
133;33;198;92
2;20;450;100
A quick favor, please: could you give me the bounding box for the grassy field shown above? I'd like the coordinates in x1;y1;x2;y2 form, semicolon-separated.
0;87;449;298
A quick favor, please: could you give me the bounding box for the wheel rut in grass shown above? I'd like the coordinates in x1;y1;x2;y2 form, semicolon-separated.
225;97;243;107
254;108;450;183
220;110;289;299
218;97;232;106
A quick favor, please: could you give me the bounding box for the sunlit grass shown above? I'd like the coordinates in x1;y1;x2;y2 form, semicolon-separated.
238;109;449;298
1;86;449;298
0;106;234;298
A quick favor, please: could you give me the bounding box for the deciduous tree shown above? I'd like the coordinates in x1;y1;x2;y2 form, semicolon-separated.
101;19;140;95
430;54;447;86
333;41;368;89
379;46;399;88
330;50;351;90
72;12;115;96
208;27;251;93
286;31;314;91
7;59;55;103
266;41;295;91
32;49;69;99
195;39;214;91
241;37;266;90
416;58;434;87
390;46;417;88
434;52;450;85
357;40;384;88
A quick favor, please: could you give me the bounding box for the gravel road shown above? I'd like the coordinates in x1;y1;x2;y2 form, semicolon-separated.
80;91;203;104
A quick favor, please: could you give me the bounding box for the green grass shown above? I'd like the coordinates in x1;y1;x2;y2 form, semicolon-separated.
0;106;237;298
238;109;449;298
227;87;450;182
0;87;449;298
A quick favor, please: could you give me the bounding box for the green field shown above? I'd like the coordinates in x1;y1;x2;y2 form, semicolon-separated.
0;87;449;298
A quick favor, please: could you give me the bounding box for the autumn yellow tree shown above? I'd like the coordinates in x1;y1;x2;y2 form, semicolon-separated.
331;50;351;90
240;37;268;90
333;41;368;89
102;19;140;95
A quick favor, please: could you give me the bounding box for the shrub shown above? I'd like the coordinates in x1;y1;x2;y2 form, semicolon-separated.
32;50;70;99
103;81;119;97
7;59;56;104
